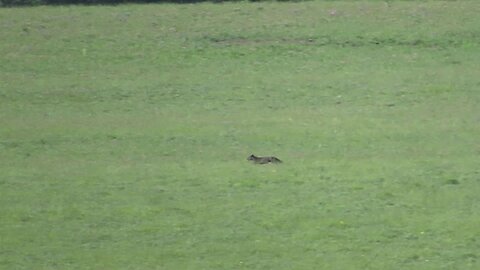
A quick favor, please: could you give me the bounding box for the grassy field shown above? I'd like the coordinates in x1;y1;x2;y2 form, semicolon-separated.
1;1;480;269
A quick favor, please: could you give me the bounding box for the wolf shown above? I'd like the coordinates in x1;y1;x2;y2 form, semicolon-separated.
247;154;282;164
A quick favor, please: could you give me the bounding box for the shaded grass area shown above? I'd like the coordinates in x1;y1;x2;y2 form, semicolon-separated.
1;1;480;269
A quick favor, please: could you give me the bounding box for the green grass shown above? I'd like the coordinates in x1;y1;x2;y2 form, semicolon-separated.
1;1;480;269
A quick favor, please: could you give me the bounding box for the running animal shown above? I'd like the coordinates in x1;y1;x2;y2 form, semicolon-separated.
247;154;282;164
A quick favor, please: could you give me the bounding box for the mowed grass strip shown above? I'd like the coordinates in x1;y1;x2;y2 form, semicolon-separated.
1;1;480;269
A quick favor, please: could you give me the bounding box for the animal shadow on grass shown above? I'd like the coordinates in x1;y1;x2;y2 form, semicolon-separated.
247;154;282;164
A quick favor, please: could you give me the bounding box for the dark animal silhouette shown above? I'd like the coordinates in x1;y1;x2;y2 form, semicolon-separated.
247;154;282;164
